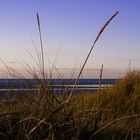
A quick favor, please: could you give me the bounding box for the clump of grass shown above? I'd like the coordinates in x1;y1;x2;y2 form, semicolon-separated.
101;70;140;112
95;70;140;139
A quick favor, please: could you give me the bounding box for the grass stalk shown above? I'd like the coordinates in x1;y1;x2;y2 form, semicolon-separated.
36;13;45;78
68;11;119;100
98;64;104;104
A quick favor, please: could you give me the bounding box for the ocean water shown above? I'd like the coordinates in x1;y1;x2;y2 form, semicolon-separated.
0;79;118;88
0;79;118;102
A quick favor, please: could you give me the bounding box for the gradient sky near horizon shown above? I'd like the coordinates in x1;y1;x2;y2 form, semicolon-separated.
0;0;140;78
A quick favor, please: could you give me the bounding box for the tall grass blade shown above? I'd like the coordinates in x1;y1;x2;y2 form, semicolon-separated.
36;13;45;78
99;64;104;93
68;11;119;100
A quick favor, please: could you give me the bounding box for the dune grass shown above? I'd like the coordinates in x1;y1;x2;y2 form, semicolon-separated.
0;70;140;140
0;11;140;140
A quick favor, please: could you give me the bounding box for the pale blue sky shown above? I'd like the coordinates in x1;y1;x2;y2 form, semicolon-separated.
0;0;140;78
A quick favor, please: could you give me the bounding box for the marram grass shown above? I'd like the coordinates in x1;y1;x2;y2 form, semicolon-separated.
0;70;140;140
0;11;140;140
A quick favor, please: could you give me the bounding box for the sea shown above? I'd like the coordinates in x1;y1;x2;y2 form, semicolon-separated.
0;79;118;102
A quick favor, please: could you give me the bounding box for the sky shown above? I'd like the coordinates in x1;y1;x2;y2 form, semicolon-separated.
0;0;140;78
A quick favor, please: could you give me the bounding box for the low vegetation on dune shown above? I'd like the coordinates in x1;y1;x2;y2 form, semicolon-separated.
0;70;140;140
0;12;140;140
